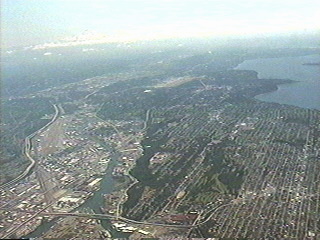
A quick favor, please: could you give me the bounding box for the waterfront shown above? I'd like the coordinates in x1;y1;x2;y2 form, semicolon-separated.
2;43;319;239
235;54;320;110
24;151;129;239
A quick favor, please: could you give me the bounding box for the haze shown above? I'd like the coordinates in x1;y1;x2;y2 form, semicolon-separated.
1;0;320;48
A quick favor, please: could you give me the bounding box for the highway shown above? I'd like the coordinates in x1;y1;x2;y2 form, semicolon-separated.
1;202;57;239
0;104;60;190
1;203;231;230
1;100;231;236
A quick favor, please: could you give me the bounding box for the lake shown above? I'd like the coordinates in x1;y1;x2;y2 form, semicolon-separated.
235;54;320;110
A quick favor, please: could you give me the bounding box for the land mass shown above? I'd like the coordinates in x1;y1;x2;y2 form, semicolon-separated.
1;43;319;239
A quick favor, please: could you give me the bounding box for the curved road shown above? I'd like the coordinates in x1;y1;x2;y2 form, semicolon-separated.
0;104;60;190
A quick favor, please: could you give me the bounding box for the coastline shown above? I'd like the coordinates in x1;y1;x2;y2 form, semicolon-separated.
234;54;320;110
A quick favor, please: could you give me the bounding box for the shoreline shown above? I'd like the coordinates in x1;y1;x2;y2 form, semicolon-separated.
234;54;320;110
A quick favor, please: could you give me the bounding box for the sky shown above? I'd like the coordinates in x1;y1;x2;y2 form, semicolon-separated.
1;0;320;48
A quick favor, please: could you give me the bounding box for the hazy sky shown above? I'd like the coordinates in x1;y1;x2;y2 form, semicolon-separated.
2;0;319;48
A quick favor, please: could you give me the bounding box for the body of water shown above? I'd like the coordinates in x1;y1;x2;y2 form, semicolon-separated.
24;149;129;239
235;54;320;110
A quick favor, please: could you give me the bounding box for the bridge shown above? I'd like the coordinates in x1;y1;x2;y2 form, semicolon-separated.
0;202;230;232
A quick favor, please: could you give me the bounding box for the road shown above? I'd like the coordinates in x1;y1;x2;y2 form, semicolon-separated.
1;202;57;239
0;104;60;190
142;109;152;131
1;203;231;230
